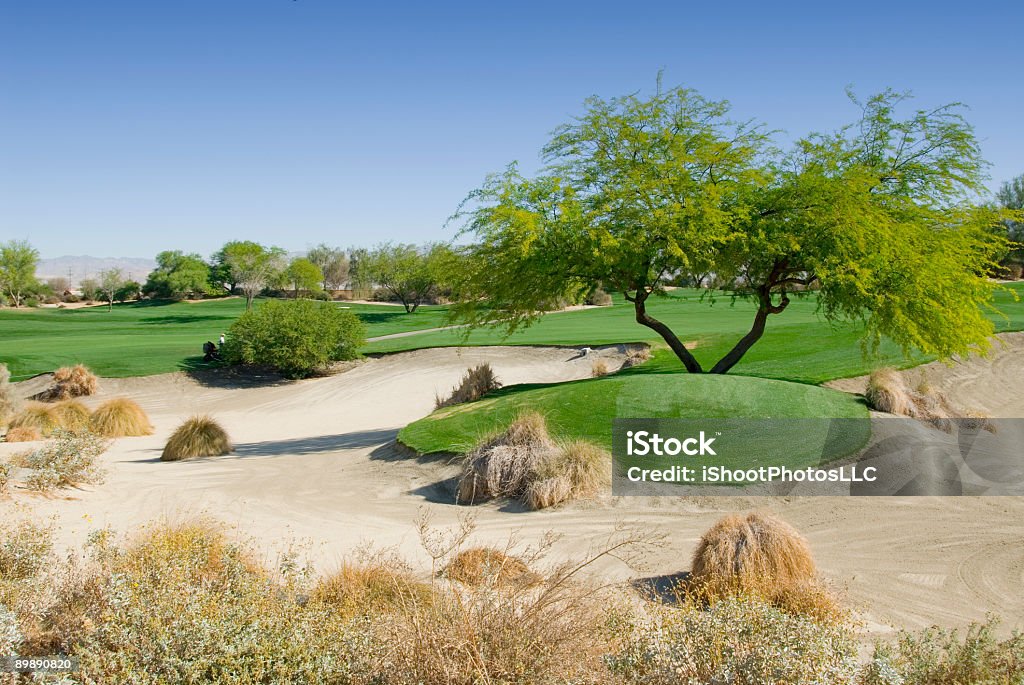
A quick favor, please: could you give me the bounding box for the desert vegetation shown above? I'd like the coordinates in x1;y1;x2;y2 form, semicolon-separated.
0;516;1019;684
864;367;994;431
456;412;611;509
435;362;502;408
89;397;153;437
6;429;109;492
0;363;20;426
161;415;232;461
47;364;99;399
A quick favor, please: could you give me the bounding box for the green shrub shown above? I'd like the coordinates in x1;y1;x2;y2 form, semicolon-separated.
222;299;366;378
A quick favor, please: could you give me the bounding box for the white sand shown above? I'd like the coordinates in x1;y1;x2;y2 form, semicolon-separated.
3;341;1023;637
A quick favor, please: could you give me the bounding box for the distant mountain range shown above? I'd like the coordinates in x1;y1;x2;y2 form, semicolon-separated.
36;256;157;285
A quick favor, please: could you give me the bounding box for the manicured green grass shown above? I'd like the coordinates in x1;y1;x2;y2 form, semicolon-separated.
370;283;1024;384
398;368;869;460
0;298;450;379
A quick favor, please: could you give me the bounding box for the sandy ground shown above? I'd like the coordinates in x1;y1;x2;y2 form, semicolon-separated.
3;342;1023;638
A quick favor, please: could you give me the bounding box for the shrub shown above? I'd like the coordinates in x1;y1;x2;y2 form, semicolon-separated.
586;287;613;306
435;363;502;408
442;548;539;586
523;440;611;510
19;429;109;492
0;362;21;425
311;560;433;617
689;511;841;621
607;594;861;683
8;403;60;436
161;415;231;461
0;462;10;492
4;426;41;442
221;298;366;378
0;518;54;580
50;364;99;399
622;347;651;368
0;604;21;659
90;398;153;437
51;399;92;432
863;617;1024;685
591;359;610;377
457;411;554;504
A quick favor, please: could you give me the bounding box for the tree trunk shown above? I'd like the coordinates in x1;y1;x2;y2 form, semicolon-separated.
245;293;254;310
709;306;768;374
633;292;703;373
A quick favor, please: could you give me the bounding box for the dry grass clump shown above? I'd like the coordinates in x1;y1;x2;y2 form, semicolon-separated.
90;397;153;437
51;399;92;432
4;426;41;443
457;412;611;509
865;367;994;432
435;363;502;408
689;511;842;622
0;362;21;425
161;415;232;461
8;403;60;436
622;346;652;368
311;561;433;617
442;547;539;587
591;359;610;377
49;364;99;399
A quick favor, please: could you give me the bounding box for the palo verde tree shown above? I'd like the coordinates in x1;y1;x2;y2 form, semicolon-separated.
217;241;287;310
0;240;39;307
353;242;454;313
451;84;1011;373
98;268;124;311
284;257;323;298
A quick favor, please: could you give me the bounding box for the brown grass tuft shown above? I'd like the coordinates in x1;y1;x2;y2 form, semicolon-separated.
865;368;917;416
51;400;92;432
442;547;540;587
866;367;994;432
4;426;41;442
90;398;153;437
456;411;554;504
49;364;99;399
161;415;231;461
622;347;652;368
523;440;611;510
591;359;610;377
435;363;502;408
311;562;433;616
688;511;841;621
8;403;60;436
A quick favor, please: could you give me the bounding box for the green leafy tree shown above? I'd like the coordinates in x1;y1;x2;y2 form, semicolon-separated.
452;85;1010;373
98;268;124;311
353;243;452;313
79;278;100;302
996;174;1024;266
218;241;286;310
306;244;350;291
284;258;324;298
221;299;365;378
0;240;39;307
143;251;212;300
115;280;142;302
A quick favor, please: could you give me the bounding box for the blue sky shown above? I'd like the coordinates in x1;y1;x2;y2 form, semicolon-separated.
2;0;1021;259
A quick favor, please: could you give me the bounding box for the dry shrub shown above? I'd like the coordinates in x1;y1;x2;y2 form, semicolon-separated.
161;415;231;461
865;367;994;432
8;403;60;436
866;368;916;416
90;397;153;437
586;287;613;306
311;561;433;617
622;347;652;368
0;362;21;425
523;440;611;510
435;363;502;408
591;359;610;377
456;411;554;503
49;364;99;399
0;462;10;492
689;511;841;622
4;426;41;443
19;429;109;492
442;547;539;586
51;399;91;432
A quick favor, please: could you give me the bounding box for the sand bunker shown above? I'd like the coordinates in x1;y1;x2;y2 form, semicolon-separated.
2;341;1023;638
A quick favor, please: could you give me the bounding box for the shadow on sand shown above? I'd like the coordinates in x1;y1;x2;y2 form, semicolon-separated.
232;429;399;457
631;571;692;605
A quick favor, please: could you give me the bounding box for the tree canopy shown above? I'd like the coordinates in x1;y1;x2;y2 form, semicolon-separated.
216;241;286;310
143;251;212;300
352;243;455;313
284;257;323;298
450;85;1011;373
306;244;349;291
0;240;39;307
996;173;1024;266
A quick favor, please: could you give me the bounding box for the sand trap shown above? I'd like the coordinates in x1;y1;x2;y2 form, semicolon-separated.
3;342;1023;638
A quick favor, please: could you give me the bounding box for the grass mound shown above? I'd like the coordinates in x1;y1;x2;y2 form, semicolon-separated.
442;547;539;586
523;440;611;510
161;415;231;461
51;400;91;432
49;364;99;399
311;562;433;616
4;426;41;442
689;511;841;622
457;411;554;504
8;403;60;436
435;363;502;408
90;398;153;437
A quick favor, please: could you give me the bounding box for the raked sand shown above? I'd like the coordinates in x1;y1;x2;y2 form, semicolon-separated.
3;342;1023;638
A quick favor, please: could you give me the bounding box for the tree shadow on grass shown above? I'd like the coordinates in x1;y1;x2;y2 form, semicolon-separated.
139;314;233;325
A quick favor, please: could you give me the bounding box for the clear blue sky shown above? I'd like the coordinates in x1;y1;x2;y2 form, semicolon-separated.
2;0;1021;260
